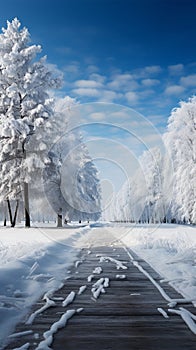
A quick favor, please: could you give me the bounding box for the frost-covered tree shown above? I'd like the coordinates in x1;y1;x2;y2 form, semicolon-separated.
105;148;166;223
164;96;196;224
0;18;62;226
44;101;101;224
104;97;195;225
139;147;165;223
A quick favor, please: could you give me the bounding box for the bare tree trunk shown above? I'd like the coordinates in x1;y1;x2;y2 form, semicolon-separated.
4;203;7;226
7;199;13;226
57;207;62;227
22;145;31;228
24;182;30;227
12;200;19;227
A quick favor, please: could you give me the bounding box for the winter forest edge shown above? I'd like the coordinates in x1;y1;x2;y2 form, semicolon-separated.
0;18;195;227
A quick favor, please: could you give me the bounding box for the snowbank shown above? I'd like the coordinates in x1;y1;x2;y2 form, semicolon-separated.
0;225;89;348
121;224;196;301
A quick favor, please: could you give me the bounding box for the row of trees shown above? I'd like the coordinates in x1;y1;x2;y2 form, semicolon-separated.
0;18;101;227
0;18;194;227
106;96;196;225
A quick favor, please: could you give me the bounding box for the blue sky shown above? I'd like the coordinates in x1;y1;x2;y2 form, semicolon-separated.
0;0;196;197
0;0;195;130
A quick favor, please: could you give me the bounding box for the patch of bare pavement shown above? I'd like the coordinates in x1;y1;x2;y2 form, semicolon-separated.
4;229;196;350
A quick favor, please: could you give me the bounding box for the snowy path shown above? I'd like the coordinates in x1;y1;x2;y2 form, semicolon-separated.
4;228;195;350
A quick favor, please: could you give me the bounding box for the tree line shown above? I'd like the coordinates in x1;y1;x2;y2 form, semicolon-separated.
106;96;196;225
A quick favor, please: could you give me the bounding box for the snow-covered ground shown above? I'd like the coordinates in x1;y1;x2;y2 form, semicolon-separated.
0;223;195;348
120;223;196;302
0;224;91;348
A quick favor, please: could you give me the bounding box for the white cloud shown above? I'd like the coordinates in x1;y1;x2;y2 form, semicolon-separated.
107;73;139;90
63;62;80;74
141;79;160;87
74;79;103;88
164;85;185;95
133;65;162;79
89;73;106;84
180;74;196;87
125;91;139;104
144;65;162;74
72;88;100;97
139;89;155;98
168;64;184;75
99;90;122;102
86;64;99;73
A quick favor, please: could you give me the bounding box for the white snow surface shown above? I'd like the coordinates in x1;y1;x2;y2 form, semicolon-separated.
0;224;89;348
0;223;196;347
121;224;196;301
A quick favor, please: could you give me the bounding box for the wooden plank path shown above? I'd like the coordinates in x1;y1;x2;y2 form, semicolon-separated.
4;240;196;350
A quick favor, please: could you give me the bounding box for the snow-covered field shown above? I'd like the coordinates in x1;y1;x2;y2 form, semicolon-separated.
121;224;196;301
0;223;195;348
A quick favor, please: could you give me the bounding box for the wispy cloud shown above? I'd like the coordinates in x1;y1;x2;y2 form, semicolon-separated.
141;79;160;87
107;73;138;91
168;63;184;75
133;65;162;79
164;85;185;95
180;74;196;87
74;79;103;88
99;90;123;102
125;91;139;105
59;59;195;130
63;61;80;74
89;73;106;83
72;87;100;97
86;64;99;73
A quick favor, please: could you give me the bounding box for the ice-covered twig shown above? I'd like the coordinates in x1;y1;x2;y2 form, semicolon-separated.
13;343;30;350
51;296;64;301
9;330;33;338
35;309;76;349
87;274;94;282
168;307;196;335
104;277;109;288
91;277;110;299
157;307;169;319
29;262;39;276
99;256;127;270
78;285;87;295
93;266;102;274
116;274;126;279
77;308;84;313
168;299;194;308
62;291;75;307
26;297;55;325
130;293;141;296
75;260;83;268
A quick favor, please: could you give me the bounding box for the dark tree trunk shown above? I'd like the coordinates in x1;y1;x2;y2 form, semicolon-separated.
4;218;6;226
57;208;62;227
22;146;30;228
7;199;13;226
12;200;19;227
24;182;30;227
